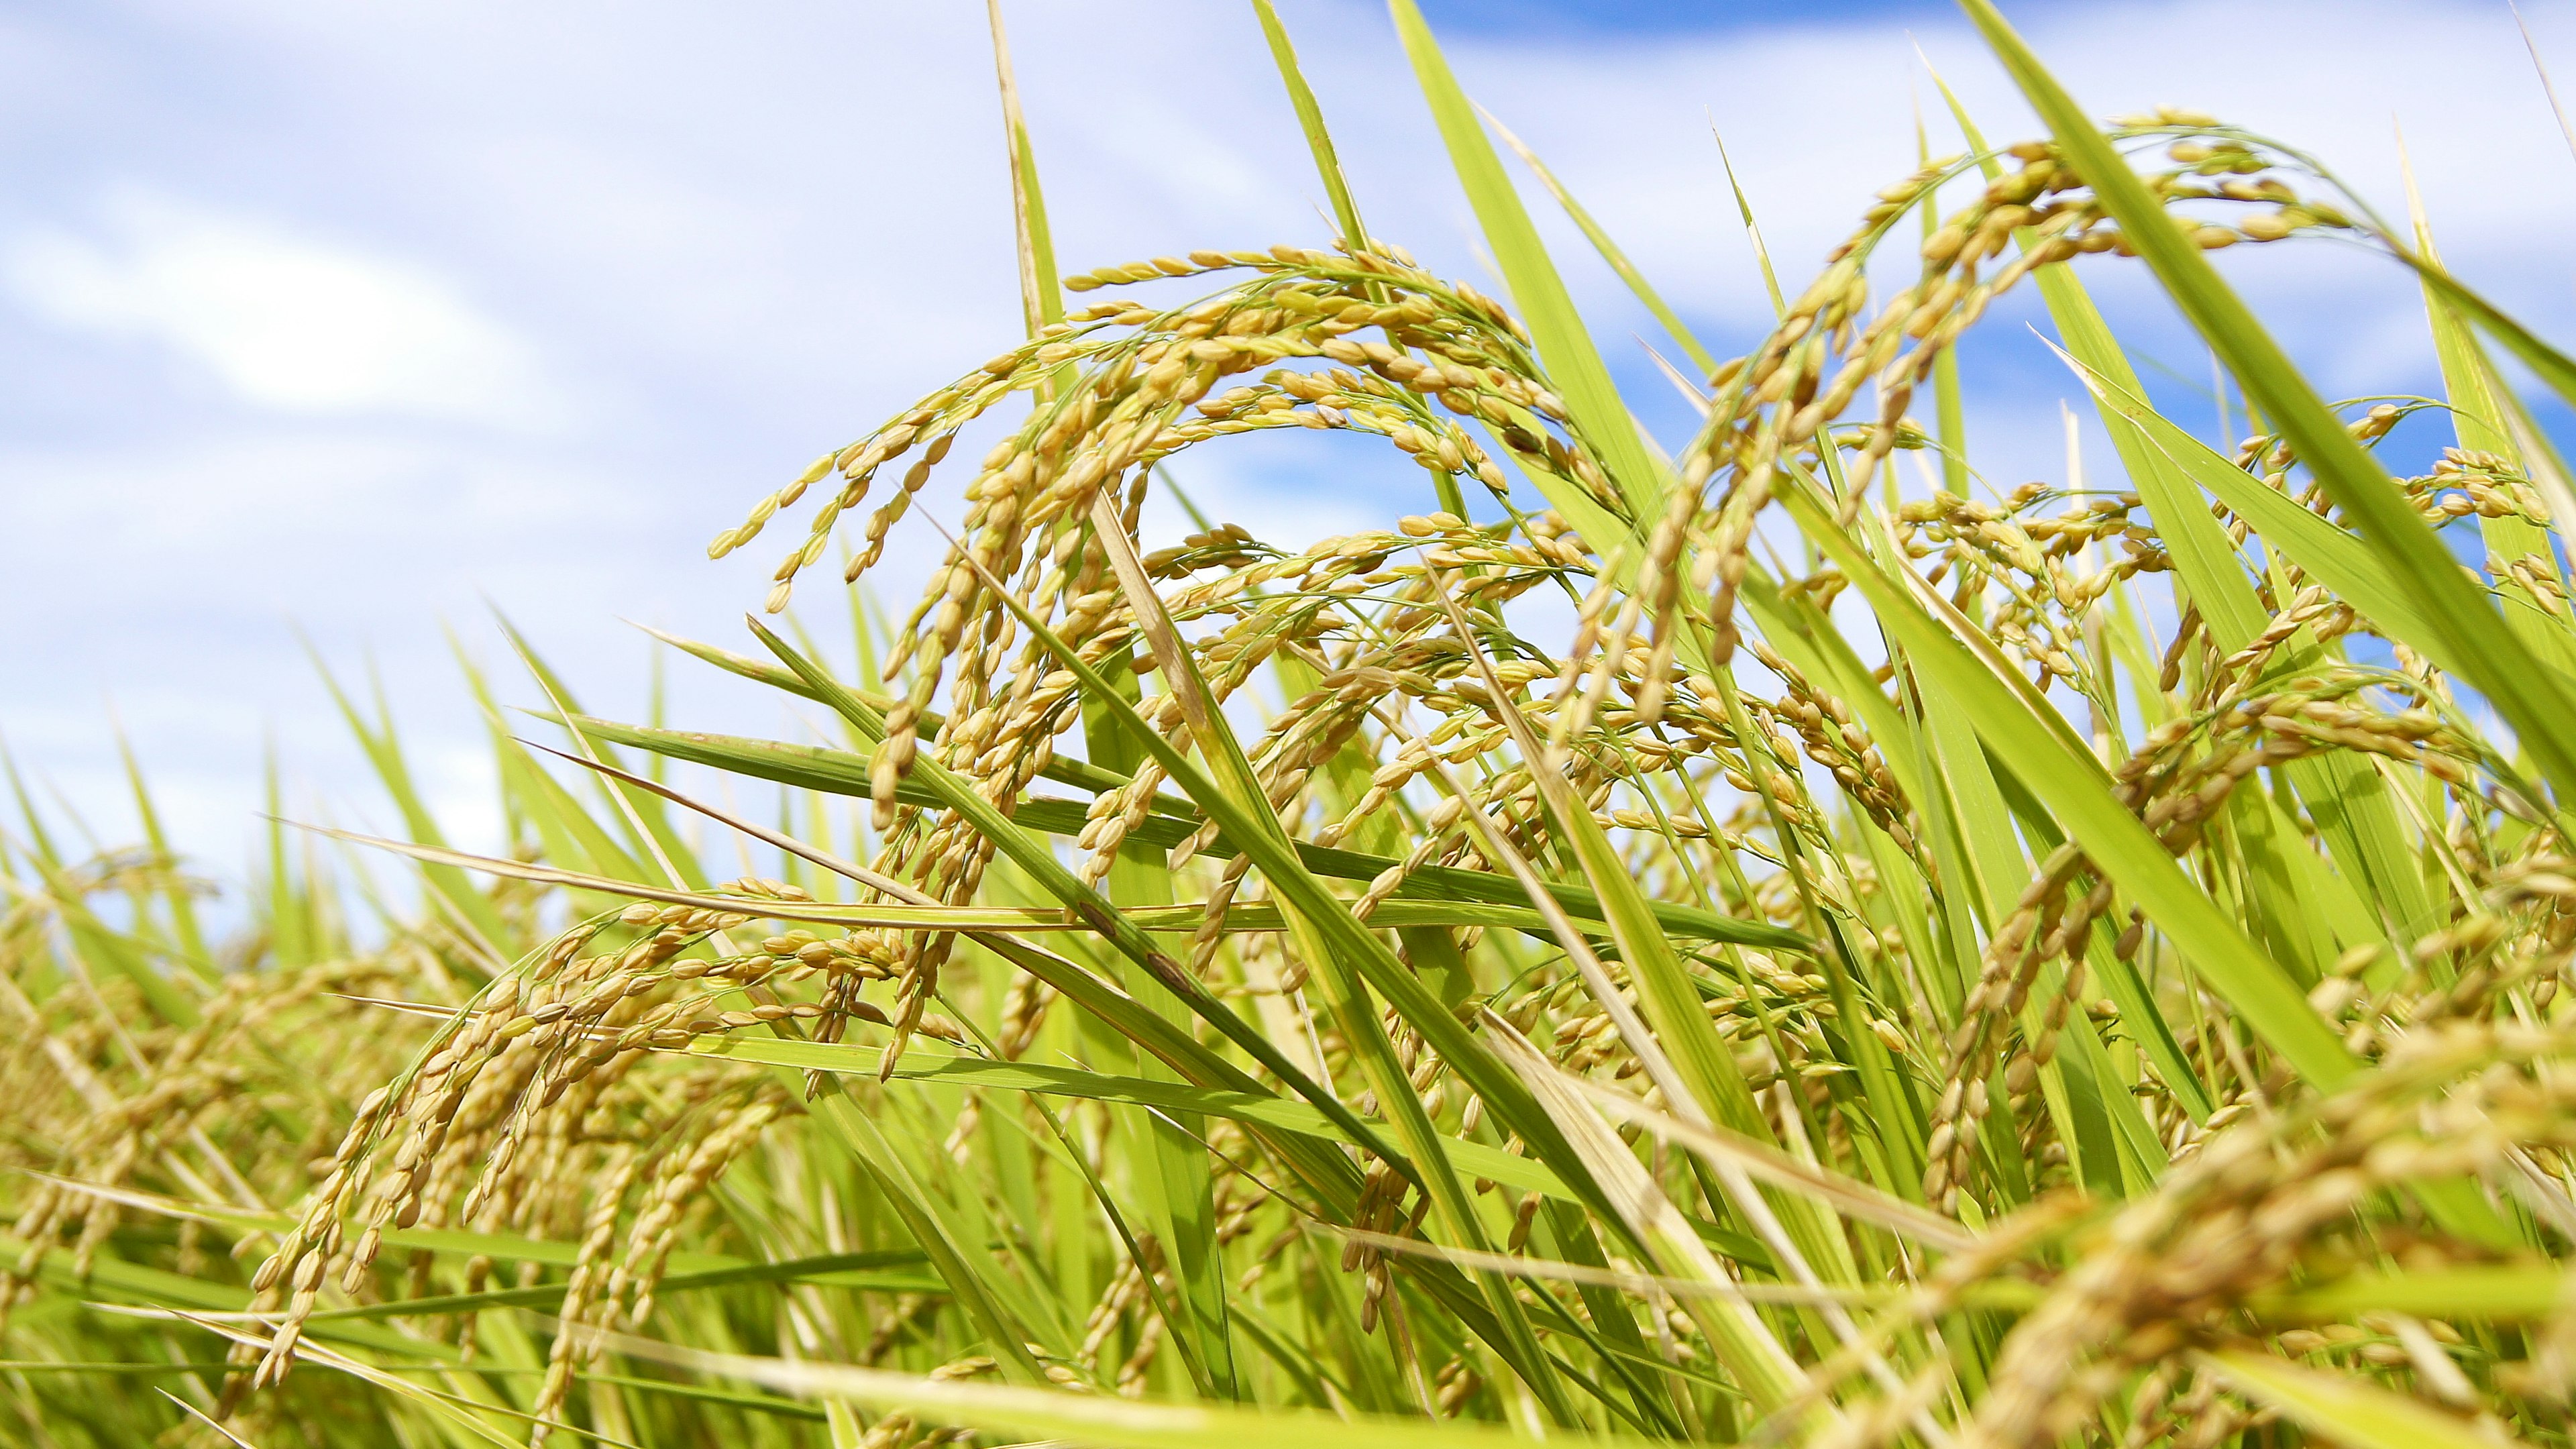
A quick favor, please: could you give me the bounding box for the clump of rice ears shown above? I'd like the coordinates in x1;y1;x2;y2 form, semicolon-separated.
11;1;2576;1446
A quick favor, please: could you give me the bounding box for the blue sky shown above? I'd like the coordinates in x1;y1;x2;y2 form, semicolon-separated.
6;0;2575;881
1417;1;1958;30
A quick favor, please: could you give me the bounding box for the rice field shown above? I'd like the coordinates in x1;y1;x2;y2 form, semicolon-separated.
9;2;2576;1445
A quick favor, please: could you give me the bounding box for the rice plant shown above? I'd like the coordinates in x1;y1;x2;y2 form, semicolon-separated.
11;1;2576;1444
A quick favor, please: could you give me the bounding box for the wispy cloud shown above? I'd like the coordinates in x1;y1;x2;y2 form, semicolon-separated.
6;189;556;426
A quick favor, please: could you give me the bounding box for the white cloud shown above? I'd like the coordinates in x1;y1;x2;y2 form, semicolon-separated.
5;189;556;426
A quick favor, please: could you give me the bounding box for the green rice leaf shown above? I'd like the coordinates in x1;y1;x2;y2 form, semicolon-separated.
1250;0;1366;252
1387;0;1664;520
2204;1350;2502;1449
